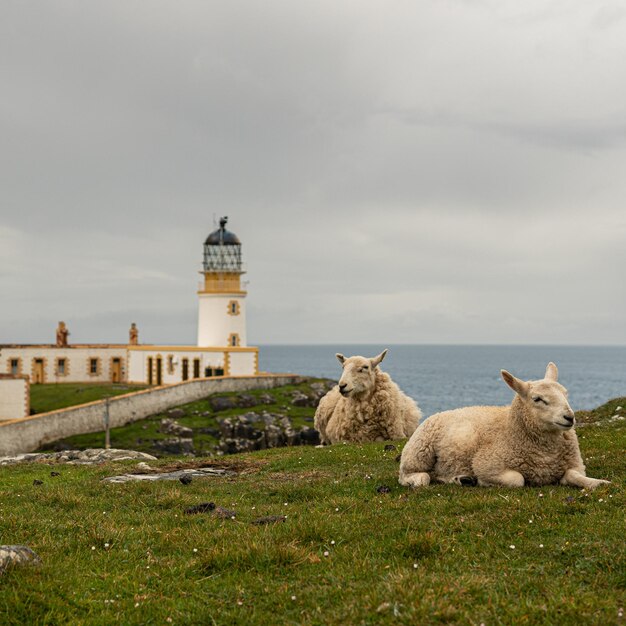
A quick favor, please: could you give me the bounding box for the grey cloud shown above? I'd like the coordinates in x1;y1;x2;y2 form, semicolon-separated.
1;1;625;345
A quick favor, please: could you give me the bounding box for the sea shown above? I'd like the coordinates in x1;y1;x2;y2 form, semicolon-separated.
258;345;626;418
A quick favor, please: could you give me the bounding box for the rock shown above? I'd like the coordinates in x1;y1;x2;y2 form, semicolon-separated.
210;396;239;412
179;474;193;485
153;438;195;456
251;515;287;525
376;485;391;494
217;437;258;455
0;449;157;466
265;424;286;448
258;394;275;405
135;462;154;472
167;409;186;420
33;479;43;486
291;392;310;407
197;427;221;437
237;394;258;408
214;506;236;519
102;468;235;483
384;444;397;452
299;427;321;446
310;382;327;394
0;545;41;574
50;471;60;477
184;502;216;515
160;418;193;438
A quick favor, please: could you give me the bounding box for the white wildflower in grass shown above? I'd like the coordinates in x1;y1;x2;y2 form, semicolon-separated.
193;548;198;553
104;543;110;549
134;603;140;608
91;546;96;551
599;498;604;502
539;544;544;548
291;596;297;601
413;563;418;569
330;540;335;545
509;545;515;550
323;551;330;557
335;508;339;512
284;502;288;506
528;520;533;524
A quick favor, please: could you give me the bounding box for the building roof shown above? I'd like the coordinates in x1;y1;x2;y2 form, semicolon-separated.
204;216;241;246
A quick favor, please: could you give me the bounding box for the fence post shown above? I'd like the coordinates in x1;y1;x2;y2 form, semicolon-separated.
104;397;111;449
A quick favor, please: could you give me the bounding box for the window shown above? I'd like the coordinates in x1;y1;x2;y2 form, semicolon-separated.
227;300;240;316
89;358;99;376
193;359;200;379
167;355;175;374
57;358;67;376
10;359;19;375
228;333;240;347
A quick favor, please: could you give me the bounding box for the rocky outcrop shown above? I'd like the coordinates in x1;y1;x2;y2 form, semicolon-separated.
102;467;234;483
0;449;157;466
153;438;194;456
160;418;193;438
216;412;320;454
0;545;41;574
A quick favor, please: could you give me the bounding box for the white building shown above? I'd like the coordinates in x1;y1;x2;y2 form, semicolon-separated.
0;217;258;385
0;374;29;420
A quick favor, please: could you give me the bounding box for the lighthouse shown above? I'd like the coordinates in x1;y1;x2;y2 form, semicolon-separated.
197;217;248;348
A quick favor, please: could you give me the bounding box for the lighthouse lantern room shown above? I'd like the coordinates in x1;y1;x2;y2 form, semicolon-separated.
197;217;248;348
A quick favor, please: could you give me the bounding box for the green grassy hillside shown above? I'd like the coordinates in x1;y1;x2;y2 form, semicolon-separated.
1;398;624;625
30;383;148;415
41;379;328;457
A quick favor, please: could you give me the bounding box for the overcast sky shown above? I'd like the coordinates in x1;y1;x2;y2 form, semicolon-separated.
1;1;625;346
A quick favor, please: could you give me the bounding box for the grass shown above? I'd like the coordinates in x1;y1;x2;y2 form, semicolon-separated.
43;380;327;456
30;383;148;415
0;399;624;624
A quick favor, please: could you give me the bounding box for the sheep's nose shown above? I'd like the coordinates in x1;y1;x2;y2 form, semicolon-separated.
339;383;347;392
562;415;574;425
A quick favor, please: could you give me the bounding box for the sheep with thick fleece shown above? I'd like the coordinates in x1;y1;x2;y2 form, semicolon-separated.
399;363;609;490
314;349;421;444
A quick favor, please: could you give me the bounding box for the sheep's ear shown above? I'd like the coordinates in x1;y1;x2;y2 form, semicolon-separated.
371;349;388;368
544;362;558;381
501;370;529;397
336;353;346;366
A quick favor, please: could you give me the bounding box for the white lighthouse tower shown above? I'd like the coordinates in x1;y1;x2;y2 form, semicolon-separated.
197;217;248;348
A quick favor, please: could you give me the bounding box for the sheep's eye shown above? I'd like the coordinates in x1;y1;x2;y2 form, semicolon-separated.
360;366;369;372
533;397;548;405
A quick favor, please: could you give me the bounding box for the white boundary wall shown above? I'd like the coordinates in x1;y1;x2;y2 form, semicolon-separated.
0;374;301;456
0;376;29;421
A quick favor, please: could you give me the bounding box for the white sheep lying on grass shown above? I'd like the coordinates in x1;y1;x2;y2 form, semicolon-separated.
314;349;422;444
399;363;610;490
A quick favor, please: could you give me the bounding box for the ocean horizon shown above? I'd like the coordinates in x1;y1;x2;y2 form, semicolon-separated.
258;344;626;417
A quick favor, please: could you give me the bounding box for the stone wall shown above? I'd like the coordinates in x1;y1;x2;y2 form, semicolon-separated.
0;374;301;456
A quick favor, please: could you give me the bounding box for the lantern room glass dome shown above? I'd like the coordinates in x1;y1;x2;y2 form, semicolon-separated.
203;216;243;272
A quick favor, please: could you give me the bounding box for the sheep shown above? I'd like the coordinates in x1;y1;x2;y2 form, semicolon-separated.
399;363;610;490
314;349;422;444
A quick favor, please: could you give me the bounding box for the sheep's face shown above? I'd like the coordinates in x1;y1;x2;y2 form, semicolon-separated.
502;362;576;431
336;349;388;399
